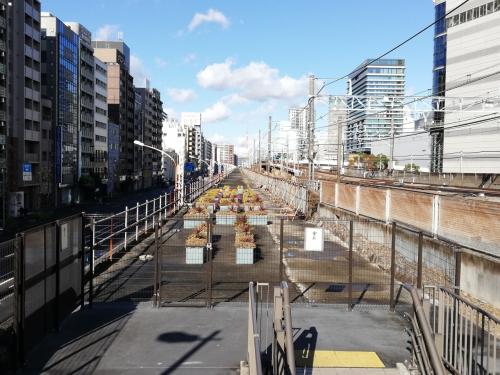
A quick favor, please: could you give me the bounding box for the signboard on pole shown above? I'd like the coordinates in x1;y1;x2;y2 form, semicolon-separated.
22;163;32;181
304;227;324;252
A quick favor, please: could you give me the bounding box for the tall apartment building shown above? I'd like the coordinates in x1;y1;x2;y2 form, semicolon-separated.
288;108;308;161
0;0;7;222
327;98;347;167
93;41;135;191
346;59;405;154
94;58;108;181
41;12;80;205
431;0;500;173
181;112;203;168
65;23;94;179
107;121;119;195
135;86;163;188
8;0;43;214
216;144;234;165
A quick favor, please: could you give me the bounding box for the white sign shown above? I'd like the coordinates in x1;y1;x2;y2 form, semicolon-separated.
304;227;324;252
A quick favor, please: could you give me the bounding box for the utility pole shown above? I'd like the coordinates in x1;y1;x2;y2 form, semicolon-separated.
267;116;272;174
337;113;343;182
307;75;315;181
389;114;395;172
253;138;256;168
258;129;261;171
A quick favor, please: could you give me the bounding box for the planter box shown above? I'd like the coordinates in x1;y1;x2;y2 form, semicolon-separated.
219;205;231;211
207;204;215;214
236;247;255;264
247;215;268;226
184;218;206;229
186;247;206;264
216;215;236;225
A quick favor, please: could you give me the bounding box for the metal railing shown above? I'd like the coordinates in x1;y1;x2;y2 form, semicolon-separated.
396;285;446;375
424;286;499;375
0;238;18;326
272;281;295;375
248;282;264;375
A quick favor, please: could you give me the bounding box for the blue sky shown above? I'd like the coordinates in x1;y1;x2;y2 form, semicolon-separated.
43;0;435;155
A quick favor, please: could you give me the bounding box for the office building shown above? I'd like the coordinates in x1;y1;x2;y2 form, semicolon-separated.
134;86;164;188
216;144;234;165
7;0;43;215
345;59;405;154
93;41;135;190
41;12;80;205
162;117;184;185
65;22;94;178
107;121;120;195
40;98;54;205
94;58;108;181
432;0;500;173
288;108;308;161
181;112;203;168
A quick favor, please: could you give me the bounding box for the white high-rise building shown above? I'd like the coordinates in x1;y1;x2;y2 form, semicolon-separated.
274;121;299;163
162;117;184;184
432;0;500;173
288;108;308;161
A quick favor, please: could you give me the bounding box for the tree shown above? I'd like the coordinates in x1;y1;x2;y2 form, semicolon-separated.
404;163;420;174
374;154;389;170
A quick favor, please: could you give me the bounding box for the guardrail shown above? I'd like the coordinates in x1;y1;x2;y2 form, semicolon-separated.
396;285;446;375
242;169;309;215
88;172;229;268
424;286;499;375
272;281;295;375
0;238;18;326
248;282;264;375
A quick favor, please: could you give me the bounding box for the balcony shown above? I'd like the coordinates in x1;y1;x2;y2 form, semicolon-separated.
0;40;5;52
25;152;40;163
0;86;5;98
0;18;5;30
24;129;40;142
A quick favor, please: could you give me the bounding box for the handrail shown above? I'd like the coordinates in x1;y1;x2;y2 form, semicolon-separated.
440;287;500;325
248;282;264;375
401;284;446;375
281;281;296;375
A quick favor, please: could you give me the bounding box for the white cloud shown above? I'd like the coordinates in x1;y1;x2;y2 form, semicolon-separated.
167;88;197;103
188;9;230;31
209;133;226;143
130;54;149;87
154;57;168;68
95;24;122;40
202;100;231;124
197;59;308;101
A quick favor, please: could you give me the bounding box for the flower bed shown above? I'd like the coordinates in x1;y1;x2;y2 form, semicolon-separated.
185;223;208;264
183;206;208;228
235;216;256;264
216;209;237;225
245;207;268;226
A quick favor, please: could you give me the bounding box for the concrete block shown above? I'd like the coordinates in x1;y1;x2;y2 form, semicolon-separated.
236;248;254;264
186;247;205;264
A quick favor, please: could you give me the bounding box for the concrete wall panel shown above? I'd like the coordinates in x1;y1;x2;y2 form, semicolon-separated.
390;190;433;232
337;184;356;212
439;197;500;256
359;186;386;221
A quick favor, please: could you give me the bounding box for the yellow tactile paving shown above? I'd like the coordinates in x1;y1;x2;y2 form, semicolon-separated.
295;350;385;368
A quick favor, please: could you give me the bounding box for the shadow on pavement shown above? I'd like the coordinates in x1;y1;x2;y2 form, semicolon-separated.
20;305;135;375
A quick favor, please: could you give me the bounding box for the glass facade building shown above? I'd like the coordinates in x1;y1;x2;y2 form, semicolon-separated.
346;59;406;154
42;13;80;204
430;1;447;172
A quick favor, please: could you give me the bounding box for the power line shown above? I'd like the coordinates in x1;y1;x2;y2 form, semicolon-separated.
314;0;471;96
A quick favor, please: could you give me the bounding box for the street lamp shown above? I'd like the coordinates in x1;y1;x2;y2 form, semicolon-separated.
134;140;183;207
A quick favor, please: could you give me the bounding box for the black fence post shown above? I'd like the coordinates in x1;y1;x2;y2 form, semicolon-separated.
154;221;159;308
89;218;95;308
348;220;353;311
279;218;284;281
55;221;61;331
80;213;85;309
206;219;213;308
454;250;462;295
389;222;396;311
417;231;423;289
14;234;25;366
